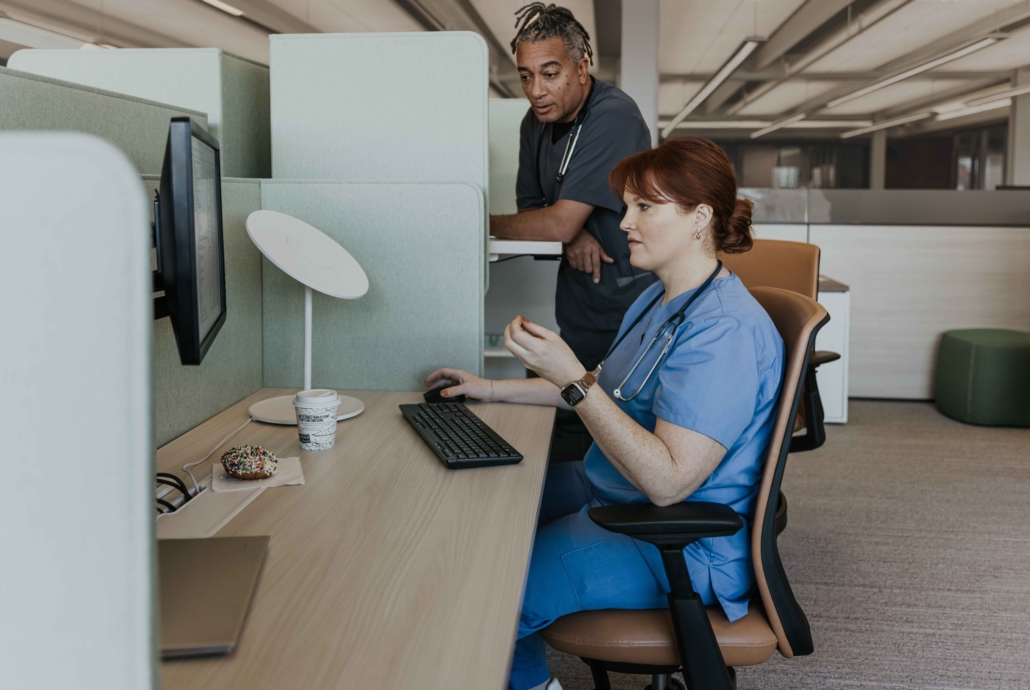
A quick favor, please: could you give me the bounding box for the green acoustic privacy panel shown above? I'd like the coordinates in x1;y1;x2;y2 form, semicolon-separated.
260;181;484;391
269;32;490;291
269;32;487;192
935;329;1030;427
8;49;270;177
0;67;207;175
143;176;264;446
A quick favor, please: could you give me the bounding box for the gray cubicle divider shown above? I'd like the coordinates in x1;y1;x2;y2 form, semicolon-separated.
8;49;270;178
1;133;155;690
142;176;265;447
260;180;484;391
269;32;490;289
0;67;207;175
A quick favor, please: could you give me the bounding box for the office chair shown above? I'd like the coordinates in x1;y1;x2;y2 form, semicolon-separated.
539;287;829;690
721;239;839;452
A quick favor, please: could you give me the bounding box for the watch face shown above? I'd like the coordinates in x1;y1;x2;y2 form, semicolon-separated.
561;383;585;407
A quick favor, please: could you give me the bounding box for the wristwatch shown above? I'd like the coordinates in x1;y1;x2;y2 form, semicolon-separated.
560;370;598;407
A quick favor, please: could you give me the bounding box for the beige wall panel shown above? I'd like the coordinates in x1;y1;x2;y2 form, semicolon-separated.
811;225;1030;399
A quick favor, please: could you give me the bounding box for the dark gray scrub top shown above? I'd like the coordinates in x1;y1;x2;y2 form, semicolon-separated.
516;78;656;370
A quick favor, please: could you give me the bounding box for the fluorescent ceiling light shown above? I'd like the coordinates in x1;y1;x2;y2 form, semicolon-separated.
658;119;872;130
790;120;872;128
751;113;807;139
201;0;245;17
660;39;762;139
935;98;1010;121
825;37;1001;109
967;84;1030;107
840;112;933;138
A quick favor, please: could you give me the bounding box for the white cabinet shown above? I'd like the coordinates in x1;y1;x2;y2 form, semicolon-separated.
816;278;850;423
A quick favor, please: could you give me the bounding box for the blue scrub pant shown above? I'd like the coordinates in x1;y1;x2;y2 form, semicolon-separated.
509;462;672;690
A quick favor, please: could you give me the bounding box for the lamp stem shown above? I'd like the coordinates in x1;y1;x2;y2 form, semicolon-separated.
304;285;312;392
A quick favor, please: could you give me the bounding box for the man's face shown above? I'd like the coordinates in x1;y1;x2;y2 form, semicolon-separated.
516;37;590;124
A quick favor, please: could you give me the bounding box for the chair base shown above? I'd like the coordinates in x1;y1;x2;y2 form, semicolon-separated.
581;657;735;690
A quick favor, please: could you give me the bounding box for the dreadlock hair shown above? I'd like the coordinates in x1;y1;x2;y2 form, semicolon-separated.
510;3;594;66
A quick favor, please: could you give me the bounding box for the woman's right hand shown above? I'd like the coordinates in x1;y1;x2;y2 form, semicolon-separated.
424;368;494;401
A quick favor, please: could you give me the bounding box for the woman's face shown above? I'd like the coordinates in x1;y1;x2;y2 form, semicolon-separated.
620;191;711;274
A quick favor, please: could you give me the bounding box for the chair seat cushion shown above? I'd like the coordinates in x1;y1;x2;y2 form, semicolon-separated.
539;602;778;668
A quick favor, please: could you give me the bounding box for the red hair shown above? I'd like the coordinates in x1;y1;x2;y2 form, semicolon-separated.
609;137;753;254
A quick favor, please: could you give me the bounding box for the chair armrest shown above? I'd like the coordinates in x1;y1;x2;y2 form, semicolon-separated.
791;349;840;453
810;350;840;367
588;502;742;547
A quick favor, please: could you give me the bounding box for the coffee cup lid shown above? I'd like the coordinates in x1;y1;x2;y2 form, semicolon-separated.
295;389;340;405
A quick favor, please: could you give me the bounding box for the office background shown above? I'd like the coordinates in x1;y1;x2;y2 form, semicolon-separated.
1;2;1029;690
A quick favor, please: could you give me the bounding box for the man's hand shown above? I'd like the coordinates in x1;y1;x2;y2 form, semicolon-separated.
564;229;613;284
490;199;593;242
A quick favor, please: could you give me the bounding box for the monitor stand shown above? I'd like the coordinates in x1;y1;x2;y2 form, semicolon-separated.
248;286;364;425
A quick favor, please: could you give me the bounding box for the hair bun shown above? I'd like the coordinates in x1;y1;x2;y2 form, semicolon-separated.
721;198;754;254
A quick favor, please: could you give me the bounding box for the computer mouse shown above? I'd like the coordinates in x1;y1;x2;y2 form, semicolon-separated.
423;387;465;404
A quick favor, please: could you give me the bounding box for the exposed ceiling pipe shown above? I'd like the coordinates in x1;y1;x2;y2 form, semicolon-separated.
660;38;763;139
726;0;913;116
824;36;1005;109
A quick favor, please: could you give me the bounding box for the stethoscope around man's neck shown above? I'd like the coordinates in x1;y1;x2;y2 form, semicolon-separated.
554;106;587;184
536;84;592;190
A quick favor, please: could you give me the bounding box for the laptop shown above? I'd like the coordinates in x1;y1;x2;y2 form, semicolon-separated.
158;536;269;659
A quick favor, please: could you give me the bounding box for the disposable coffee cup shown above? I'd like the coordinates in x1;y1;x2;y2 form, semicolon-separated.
293;389;341;451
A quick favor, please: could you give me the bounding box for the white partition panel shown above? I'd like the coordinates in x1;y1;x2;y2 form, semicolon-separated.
811;225;1030;399
8;48;270;178
489;98;529;216
0;134;154;689
751;223;808;242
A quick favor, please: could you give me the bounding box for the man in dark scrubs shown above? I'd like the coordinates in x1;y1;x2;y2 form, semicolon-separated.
490;3;654;459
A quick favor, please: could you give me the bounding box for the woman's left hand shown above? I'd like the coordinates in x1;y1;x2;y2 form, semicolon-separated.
504;316;586;387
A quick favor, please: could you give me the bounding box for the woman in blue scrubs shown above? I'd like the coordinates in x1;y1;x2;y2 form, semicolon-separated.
425;137;784;690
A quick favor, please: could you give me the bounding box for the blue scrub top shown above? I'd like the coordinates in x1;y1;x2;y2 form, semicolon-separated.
582;272;784;621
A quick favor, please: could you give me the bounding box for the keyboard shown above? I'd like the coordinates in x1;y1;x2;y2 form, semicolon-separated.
400;402;523;469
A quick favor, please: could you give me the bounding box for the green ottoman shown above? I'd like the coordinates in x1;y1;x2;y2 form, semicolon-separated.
935;329;1030;426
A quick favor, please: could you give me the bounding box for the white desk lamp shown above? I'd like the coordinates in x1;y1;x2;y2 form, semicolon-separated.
245;210;369;425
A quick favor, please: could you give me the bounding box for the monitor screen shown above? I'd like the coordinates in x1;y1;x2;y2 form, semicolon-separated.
155;117;227;365
190;135;222;343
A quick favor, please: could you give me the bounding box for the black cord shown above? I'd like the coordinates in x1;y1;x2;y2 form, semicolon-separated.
493;254;531;263
156;498;177;513
156;472;191;501
155;475;192;502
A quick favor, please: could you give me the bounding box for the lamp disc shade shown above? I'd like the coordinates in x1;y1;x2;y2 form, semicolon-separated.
246;210;368;299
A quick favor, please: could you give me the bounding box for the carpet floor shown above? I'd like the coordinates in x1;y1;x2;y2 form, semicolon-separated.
544;400;1030;690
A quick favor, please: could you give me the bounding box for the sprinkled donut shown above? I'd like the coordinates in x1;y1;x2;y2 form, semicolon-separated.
221;445;277;480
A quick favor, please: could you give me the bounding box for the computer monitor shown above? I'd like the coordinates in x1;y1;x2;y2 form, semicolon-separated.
154;117;227;365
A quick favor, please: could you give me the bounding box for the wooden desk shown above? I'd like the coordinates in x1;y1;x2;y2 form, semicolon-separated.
157;388;555;690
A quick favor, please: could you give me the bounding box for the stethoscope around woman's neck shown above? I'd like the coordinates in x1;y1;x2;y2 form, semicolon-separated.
597;261;723;402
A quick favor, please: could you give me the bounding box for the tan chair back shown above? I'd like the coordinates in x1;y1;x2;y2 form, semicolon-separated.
747;287;828;658
722;240;820;300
